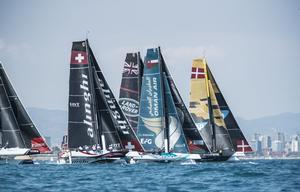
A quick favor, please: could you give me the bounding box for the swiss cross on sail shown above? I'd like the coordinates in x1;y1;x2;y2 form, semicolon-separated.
191;67;205;79
123;62;138;75
71;51;88;64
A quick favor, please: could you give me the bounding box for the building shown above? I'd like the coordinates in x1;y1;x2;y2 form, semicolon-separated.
277;132;285;143
272;140;284;152
261;135;272;149
291;135;300;152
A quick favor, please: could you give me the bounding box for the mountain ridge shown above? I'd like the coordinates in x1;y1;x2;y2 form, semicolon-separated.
26;107;300;146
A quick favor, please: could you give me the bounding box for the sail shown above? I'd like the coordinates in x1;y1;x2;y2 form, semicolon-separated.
119;53;143;132
68;40;99;149
163;74;189;153
0;77;26;148
0;64;50;152
189;58;234;155
160;49;209;154
88;42;144;152
208;78;234;155
207;66;253;153
137;48;165;152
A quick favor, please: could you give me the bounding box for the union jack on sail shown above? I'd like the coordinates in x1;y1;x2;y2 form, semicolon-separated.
123;62;138;75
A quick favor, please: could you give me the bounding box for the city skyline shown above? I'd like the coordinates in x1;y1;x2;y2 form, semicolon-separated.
0;0;299;120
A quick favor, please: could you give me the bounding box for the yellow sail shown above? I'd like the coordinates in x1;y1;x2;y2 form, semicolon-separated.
189;58;234;155
189;58;213;151
189;58;209;120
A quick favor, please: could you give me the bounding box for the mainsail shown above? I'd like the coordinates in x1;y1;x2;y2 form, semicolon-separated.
189;58;234;156
137;48;165;152
119;53;143;132
159;48;209;154
68;40;99;149
0;64;50;153
137;48;189;154
68;40;143;152
207;66;252;153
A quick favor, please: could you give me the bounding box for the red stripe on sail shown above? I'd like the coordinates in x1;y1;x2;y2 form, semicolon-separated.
31;137;51;153
120;87;139;94
71;51;88;65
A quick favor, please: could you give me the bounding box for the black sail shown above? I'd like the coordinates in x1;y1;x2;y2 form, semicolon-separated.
0;77;26;148
0;64;50;152
159;49;210;154
87;42;144;152
207;66;253;153
93;69;123;151
68;40;99;149
119;53;143;132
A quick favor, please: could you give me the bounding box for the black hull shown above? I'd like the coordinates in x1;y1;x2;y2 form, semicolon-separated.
196;153;232;162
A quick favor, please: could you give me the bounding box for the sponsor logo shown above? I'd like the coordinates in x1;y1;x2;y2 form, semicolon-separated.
195;122;207;131
79;73;94;138
140;138;152;145
98;79;130;135
145;76;160;117
119;98;139;117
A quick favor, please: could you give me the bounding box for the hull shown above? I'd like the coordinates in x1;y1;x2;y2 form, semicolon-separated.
126;151;191;163
57;150;126;164
196;153;232;162
0;155;34;165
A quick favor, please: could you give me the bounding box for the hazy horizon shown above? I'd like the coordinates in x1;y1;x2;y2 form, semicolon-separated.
0;0;299;120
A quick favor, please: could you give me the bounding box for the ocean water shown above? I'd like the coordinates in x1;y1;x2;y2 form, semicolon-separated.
1;160;299;192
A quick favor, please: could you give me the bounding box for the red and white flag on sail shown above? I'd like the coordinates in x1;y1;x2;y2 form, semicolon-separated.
146;59;159;68
191;67;205;79
70;51;88;65
236;139;252;152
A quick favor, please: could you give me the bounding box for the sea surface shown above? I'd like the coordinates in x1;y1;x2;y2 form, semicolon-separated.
1;159;299;192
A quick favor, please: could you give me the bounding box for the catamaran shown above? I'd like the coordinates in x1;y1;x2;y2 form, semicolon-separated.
189;58;235;161
58;40;143;164
0;63;51;164
123;48;199;163
206;64;253;157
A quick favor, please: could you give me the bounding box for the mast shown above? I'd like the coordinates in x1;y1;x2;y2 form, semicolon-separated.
158;48;169;153
203;59;217;152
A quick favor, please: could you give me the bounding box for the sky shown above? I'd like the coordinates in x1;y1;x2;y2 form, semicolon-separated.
0;0;299;120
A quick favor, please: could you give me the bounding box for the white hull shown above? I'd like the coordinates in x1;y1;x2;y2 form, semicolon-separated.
0;148;30;156
57;150;124;164
126;151;200;163
0;155;33;165
0;148;33;164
